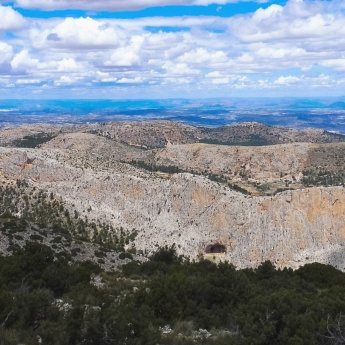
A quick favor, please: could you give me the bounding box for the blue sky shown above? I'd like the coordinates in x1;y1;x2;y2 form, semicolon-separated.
0;0;345;99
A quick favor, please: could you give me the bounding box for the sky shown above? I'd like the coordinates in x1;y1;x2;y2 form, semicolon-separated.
1;0;345;99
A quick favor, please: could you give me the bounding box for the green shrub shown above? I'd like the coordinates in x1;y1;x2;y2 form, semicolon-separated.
30;234;44;242
119;252;133;260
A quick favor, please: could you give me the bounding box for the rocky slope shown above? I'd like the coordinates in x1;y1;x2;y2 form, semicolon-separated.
199;122;345;146
0;130;345;270
2;120;345;148
39;131;345;194
89;121;345;148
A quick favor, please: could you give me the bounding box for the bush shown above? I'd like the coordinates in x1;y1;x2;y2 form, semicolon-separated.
94;250;106;258
30;234;44;242
119;252;133;260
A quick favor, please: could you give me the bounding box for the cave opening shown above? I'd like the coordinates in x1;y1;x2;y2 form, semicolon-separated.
205;243;226;254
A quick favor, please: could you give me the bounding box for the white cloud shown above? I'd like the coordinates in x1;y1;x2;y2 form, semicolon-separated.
211;77;230;84
56;58;82;72
255;47;306;59
94;72;117;82
177;48;228;65
0;76;15;88
252;4;283;22
163;77;193;85
44;17;122;49
54;75;83;85
103;36;144;67
16;79;41;84
270;74;337;89
274;76;300;85
14;0;271;11
117;76;143;83
206;71;223;78
39;57;83;71
2;0;345;97
320;59;345;71
104;49;141;67
230;0;345;45
205;71;249;85
162;62;200;76
11;50;39;73
0;42;13;64
0;6;26;31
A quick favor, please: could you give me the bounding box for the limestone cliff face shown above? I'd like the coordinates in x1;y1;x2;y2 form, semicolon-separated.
0;147;344;270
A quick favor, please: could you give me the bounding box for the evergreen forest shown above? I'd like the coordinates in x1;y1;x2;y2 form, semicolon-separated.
0;243;345;345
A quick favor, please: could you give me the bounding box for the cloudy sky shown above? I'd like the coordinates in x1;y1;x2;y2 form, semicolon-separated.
1;0;345;99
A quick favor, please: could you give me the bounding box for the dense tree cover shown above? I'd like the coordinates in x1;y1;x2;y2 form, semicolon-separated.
302;169;345;187
0;243;345;344
0;242;101;344
11;134;57;148
0;181;138;253
126;160;181;174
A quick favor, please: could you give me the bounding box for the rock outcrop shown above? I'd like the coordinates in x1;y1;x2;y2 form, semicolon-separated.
1;143;344;270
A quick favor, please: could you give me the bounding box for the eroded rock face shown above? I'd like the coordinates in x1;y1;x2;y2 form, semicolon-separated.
1;146;344;270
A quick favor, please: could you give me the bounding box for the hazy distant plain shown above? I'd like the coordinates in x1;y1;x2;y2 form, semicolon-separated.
1;98;345;133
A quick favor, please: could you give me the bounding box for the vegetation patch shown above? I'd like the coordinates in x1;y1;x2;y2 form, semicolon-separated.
228;183;251;195
119;252;133;260
0;241;344;344
30;234;44;241
199;134;271;146
11;133;57;148
302;169;345;187
125;160;180;174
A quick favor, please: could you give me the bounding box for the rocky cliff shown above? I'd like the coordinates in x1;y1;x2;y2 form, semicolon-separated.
1;139;344;270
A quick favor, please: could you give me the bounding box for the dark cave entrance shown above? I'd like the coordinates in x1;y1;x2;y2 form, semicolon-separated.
205;243;226;254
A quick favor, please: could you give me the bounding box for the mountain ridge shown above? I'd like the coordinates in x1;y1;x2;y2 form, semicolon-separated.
1;120;345;149
0;121;345;270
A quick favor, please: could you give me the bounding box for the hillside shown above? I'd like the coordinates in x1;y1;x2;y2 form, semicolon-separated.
1;120;345;149
87;121;345;148
41;132;345;195
0;121;345;271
